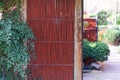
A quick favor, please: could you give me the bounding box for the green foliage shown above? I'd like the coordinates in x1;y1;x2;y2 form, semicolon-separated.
117;14;120;25
83;39;110;62
97;11;110;25
0;0;21;12
0;0;5;11
89;14;96;18
103;27;120;45
0;8;34;80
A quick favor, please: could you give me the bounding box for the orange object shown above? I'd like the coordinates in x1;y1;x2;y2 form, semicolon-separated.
83;18;98;42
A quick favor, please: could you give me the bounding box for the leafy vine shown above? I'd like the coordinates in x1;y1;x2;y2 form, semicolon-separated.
0;0;35;80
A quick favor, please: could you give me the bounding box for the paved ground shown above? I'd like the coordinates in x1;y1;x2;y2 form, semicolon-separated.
83;45;120;80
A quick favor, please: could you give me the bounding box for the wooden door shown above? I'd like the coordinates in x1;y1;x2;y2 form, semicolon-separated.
27;0;75;80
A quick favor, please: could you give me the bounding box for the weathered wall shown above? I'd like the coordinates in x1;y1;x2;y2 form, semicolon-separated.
74;0;82;80
21;1;27;80
21;0;27;21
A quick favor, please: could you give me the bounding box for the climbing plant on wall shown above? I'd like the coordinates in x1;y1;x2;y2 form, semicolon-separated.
0;0;35;80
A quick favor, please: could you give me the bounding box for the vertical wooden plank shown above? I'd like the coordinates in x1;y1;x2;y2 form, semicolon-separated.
74;0;82;80
27;0;76;80
40;0;46;19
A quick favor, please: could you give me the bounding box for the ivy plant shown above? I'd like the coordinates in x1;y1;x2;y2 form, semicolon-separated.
0;1;35;80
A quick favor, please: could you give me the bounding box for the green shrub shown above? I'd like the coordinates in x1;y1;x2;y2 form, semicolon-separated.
0;1;35;79
103;27;120;45
0;10;34;79
117;14;120;25
97;11;110;25
83;39;110;62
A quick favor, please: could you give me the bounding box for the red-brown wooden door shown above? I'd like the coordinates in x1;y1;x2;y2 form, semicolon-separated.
27;0;75;80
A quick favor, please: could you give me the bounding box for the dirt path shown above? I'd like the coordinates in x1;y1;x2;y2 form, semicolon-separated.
83;45;120;80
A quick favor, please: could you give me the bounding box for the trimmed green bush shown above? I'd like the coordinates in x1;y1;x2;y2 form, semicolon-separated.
103;27;120;45
97;11;110;25
83;39;110;62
